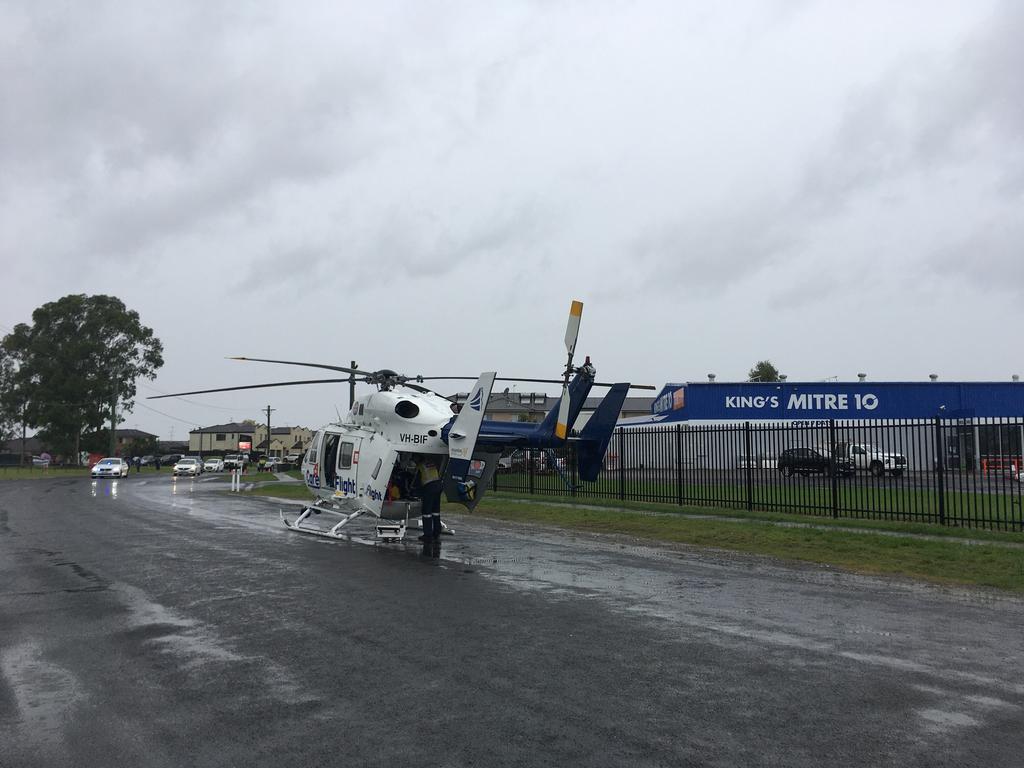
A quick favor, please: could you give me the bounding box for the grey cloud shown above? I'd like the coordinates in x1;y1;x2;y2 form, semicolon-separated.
627;197;798;296
927;209;1024;290
799;1;1024;216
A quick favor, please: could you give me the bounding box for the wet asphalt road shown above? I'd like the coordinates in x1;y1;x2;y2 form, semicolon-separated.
1;476;1024;767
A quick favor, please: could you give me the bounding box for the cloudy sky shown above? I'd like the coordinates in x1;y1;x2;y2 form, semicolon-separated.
2;0;1021;439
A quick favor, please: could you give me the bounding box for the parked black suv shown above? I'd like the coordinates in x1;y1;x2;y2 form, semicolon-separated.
777;447;855;477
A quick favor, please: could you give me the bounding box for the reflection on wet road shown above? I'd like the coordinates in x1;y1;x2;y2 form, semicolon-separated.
1;474;1023;767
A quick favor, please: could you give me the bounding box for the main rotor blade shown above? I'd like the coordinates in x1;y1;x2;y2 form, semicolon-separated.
564;300;583;361
147;378;362;400
418;375;655;390
555;386;570;440
228;356;361;375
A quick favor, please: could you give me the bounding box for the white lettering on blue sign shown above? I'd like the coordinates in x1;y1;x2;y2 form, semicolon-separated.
725;396;781;409
654;392;675;413
720;392;881;412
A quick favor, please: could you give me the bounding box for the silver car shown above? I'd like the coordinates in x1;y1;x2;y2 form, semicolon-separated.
173;457;203;477
203;457;225;472
92;457;129;478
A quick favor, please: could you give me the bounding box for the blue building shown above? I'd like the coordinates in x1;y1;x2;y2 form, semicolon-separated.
626;379;1024;473
647;380;1024;423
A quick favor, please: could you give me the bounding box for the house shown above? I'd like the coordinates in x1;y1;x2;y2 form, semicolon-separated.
188;422;257;454
188;423;312;457
113;429;159;452
254;426;313;459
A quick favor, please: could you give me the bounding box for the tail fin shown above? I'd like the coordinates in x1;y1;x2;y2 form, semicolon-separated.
446;372;496;482
576;383;628;481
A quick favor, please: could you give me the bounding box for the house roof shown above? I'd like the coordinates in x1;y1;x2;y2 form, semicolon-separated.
190;423;257;434
190;423;306;435
1;436;45;454
116;428;159;439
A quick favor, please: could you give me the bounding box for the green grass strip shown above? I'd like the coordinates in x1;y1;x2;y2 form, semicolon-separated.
473;497;1024;592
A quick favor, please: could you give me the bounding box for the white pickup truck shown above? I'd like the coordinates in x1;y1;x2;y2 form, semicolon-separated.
223;454;244;470
834;442;907;477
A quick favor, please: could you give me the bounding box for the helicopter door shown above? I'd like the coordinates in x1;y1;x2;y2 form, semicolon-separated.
354;435;397;517
331;437;361;500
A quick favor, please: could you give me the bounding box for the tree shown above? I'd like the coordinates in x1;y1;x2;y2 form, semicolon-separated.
0;345;20;442
748;360;780;382
2;295;164;461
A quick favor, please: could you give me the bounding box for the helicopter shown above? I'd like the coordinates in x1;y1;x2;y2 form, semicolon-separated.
149;301;652;542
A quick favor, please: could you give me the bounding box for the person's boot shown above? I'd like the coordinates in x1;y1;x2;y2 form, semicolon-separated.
418;514;432;541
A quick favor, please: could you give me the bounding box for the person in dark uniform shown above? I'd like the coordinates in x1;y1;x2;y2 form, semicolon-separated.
414;456;443;542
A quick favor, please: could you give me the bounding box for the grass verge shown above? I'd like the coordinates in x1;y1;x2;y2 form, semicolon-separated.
474;496;1024;592
0;467;88;480
242;482;312;500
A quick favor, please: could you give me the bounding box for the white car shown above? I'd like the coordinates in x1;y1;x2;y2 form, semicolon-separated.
203;457;225;472
173;457;203;477
92;457;129;478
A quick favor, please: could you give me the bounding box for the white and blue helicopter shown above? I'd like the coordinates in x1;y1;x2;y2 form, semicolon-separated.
150;301;651;542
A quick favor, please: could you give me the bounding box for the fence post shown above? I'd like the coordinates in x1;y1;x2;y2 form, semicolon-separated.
570;442;578;498
744;421;753;511
675;424;683;506
933;416;946;525
528;447;535;496
618;428;626;502
829;419;838;519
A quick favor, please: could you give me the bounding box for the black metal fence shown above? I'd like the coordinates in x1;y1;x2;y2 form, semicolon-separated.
490;419;1024;531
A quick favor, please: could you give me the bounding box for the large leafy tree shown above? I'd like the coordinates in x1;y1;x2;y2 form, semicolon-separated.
0;345;20;443
748;360;781;382
2;295;163;460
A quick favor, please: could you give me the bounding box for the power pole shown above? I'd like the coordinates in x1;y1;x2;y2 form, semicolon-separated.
109;381;118;457
349;361;358;409
264;405;275;458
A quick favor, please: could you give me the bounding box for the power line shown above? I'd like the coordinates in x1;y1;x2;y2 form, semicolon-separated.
133;400;206;426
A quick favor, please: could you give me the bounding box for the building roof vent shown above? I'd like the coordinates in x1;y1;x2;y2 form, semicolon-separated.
929;374;938;382
707;373;716;383
857;373;867;382
779;374;787;382
1013;374;1020;382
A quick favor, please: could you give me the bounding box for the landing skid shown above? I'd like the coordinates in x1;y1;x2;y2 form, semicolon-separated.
280;503;454;541
280;504;366;539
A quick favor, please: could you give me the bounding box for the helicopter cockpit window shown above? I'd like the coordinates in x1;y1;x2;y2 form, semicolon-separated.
339;442;354;469
395;400;419;419
306;432;322;465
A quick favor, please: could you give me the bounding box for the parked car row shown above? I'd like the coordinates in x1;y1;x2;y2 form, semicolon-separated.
777;443;907;478
496;450;567;474
87;452;296;478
